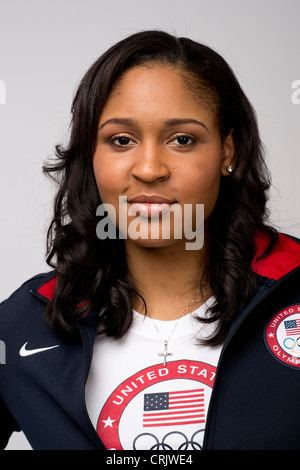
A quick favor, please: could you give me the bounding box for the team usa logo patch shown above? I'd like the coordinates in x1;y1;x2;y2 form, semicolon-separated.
265;304;300;369
97;360;216;450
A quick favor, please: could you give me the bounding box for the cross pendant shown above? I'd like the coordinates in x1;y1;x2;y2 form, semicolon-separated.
158;340;172;367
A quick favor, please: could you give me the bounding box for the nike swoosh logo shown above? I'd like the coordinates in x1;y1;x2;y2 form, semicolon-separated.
19;342;59;357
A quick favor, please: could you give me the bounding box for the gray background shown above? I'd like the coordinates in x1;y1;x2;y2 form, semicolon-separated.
0;0;299;450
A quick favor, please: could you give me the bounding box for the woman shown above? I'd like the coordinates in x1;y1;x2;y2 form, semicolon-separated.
1;30;300;450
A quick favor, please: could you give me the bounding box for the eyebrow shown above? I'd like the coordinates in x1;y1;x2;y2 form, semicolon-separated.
98;117;210;134
164;118;210;134
98;118;137;130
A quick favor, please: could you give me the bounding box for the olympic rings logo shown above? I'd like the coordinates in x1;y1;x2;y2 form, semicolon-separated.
265;307;300;369
133;430;205;450
283;336;300;354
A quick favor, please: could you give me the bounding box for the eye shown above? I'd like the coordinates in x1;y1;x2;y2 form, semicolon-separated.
176;135;192;145
111;136;133;146
169;134;197;147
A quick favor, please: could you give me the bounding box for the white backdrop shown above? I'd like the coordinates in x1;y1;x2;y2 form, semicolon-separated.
1;0;299;450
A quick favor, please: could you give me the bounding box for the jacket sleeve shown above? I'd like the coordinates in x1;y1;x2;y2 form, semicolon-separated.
0;396;20;449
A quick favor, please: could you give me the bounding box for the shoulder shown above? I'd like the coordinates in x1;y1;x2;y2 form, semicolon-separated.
1;271;56;306
0;271;56;333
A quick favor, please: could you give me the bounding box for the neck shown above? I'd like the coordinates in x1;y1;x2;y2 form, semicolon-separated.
125;241;209;320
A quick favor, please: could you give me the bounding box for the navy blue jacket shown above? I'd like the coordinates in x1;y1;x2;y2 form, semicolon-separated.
1;233;300;450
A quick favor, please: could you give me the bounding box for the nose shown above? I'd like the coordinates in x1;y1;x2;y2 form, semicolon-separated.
131;141;171;183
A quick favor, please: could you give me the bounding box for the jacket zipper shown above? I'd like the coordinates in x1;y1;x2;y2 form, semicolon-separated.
78;324;107;449
202;267;300;450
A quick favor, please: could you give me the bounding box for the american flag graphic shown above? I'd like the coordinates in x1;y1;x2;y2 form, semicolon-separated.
143;389;205;427
284;319;300;336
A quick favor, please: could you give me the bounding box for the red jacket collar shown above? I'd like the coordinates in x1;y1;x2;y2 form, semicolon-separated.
38;276;57;301
37;233;300;301
251;232;300;281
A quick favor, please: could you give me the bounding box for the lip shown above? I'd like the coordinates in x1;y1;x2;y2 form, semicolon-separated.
128;195;175;217
128;195;175;204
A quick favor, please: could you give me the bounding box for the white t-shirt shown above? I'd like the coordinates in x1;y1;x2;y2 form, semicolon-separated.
85;300;222;450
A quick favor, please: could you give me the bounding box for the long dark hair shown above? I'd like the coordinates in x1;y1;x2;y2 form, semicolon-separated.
43;30;277;345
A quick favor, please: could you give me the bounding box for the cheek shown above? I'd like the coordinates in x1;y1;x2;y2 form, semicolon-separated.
93;154;118;202
182;160;222;217
185;161;222;197
93;159;106;200
202;176;221;219
92;161;102;183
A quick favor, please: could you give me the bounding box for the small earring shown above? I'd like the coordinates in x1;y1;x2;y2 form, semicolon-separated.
226;165;233;173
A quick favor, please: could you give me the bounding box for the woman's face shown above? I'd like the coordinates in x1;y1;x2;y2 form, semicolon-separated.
93;65;234;250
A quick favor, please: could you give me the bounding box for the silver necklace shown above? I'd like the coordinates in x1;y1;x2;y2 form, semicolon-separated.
151;292;199;367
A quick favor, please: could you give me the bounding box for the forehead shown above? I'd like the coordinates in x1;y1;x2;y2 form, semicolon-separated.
99;65;217;124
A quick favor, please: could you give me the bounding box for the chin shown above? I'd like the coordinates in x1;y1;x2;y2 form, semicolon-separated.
125;237;187;250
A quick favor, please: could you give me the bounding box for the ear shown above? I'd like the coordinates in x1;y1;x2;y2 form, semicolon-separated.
221;129;236;176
